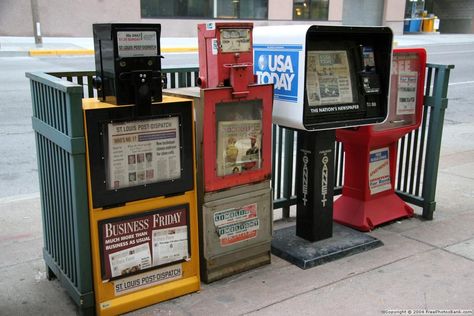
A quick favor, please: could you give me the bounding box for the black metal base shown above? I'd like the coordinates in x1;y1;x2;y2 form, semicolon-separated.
271;223;383;269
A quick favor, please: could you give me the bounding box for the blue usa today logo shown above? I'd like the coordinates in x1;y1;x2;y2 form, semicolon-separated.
255;53;296;91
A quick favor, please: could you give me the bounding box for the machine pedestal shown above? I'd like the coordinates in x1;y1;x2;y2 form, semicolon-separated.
334;193;414;231
333;142;414;232
271;223;382;269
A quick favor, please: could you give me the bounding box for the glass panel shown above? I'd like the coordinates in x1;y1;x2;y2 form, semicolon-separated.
220;28;251;53
306;50;357;107
405;0;425;18
141;0;175;17
239;0;268;19
217;0;239;18
141;0;267;19
105;117;182;190
141;0;212;18
374;53;419;131
293;0;329;20
215;100;263;176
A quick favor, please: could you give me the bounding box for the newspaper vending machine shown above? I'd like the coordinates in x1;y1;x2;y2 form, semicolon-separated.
166;22;274;282
83;23;200;315
334;48;427;231
254;25;392;268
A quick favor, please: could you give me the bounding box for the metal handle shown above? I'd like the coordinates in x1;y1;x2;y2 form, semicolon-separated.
390;119;406;124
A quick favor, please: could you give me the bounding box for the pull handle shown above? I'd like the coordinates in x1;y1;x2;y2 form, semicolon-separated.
390;119;406;124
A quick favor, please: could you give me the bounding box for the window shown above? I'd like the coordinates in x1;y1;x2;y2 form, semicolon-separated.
141;0;268;19
293;0;329;20
141;0;212;18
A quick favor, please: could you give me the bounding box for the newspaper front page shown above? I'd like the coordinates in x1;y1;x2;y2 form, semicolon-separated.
152;226;189;266
106;117;181;190
109;243;152;278
396;71;418;115
216;120;262;176
306;50;354;106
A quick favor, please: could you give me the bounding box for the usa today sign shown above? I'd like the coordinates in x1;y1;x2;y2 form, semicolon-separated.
254;45;302;103
253;25;308;130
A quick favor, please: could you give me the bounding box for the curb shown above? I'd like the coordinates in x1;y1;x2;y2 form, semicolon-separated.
27;47;198;56
0;51;29;57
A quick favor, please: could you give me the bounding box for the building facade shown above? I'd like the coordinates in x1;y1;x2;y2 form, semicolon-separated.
0;0;409;37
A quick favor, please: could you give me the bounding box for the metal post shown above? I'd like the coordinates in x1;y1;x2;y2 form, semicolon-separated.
295;130;335;242
31;0;42;45
421;64;454;219
282;128;294;218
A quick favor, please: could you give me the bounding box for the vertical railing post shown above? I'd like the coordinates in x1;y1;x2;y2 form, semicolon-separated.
421;64;454;219
281;128;294;218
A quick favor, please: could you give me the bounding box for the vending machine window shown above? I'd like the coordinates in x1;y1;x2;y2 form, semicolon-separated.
214;100;263;176
303;39;390;128
85;102;194;209
373;52;421;131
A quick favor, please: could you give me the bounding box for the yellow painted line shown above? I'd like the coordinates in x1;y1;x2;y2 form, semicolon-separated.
29;49;94;56
161;47;198;53
29;47;198;56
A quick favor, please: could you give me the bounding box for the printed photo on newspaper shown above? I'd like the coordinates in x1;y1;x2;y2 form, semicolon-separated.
109;243;152;278
216;120;262;176
106;116;181;190
306;50;354;106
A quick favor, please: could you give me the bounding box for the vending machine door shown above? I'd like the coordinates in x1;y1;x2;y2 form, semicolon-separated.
373;48;426;132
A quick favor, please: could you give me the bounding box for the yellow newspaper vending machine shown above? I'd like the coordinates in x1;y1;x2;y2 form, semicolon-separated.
83;23;200;315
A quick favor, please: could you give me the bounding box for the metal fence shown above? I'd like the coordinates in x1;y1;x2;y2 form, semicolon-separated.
43;64;454;221
26;71;93;313
26;63;452;312
272;63;454;220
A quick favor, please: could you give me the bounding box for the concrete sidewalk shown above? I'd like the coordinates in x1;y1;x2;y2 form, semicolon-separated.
1;34;474;57
0;143;473;315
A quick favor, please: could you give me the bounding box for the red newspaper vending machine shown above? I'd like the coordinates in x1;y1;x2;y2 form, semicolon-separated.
334;48;427;231
165;22;274;282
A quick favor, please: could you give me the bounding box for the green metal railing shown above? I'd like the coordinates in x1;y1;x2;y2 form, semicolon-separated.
272;63;455;220
26;71;93;313
395;63;454;219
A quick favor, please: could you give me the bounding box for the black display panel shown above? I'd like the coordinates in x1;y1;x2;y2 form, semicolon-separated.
85;101;194;209
303;25;392;130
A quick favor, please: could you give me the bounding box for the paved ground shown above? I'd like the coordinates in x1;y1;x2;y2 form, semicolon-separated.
0;34;473;315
